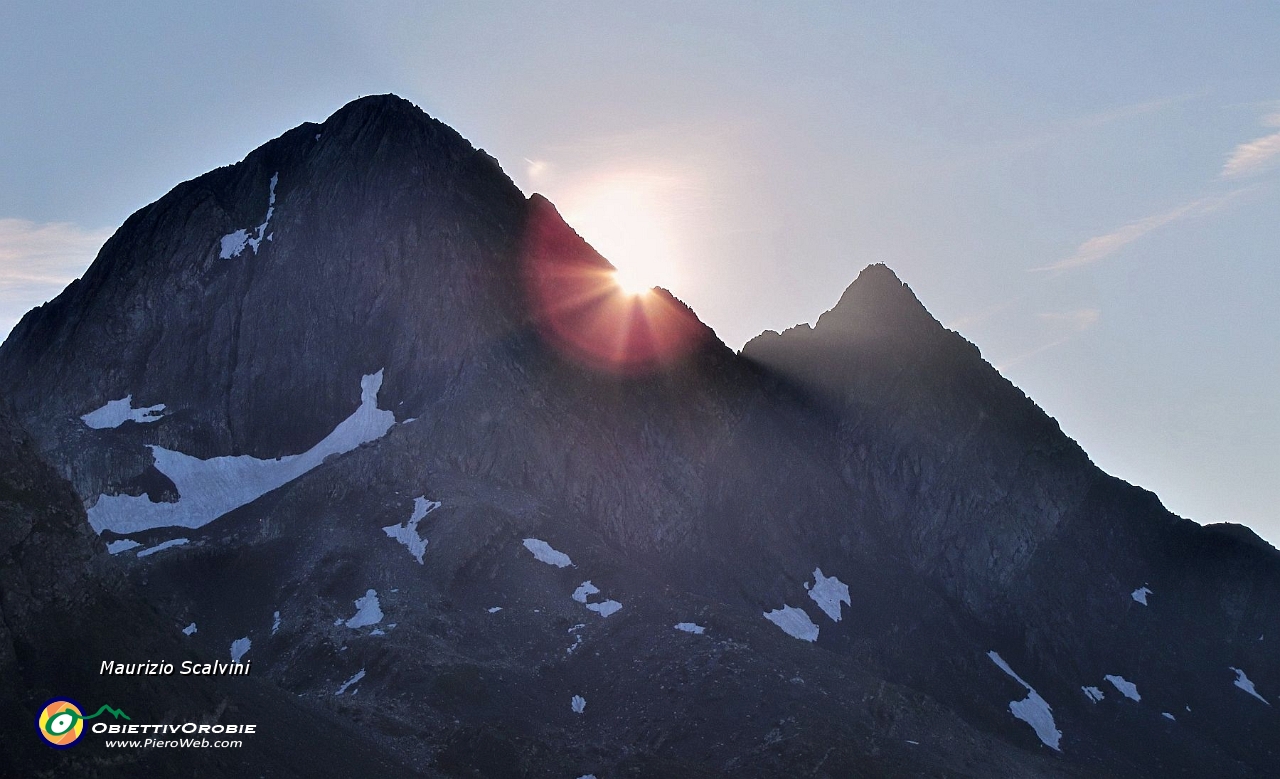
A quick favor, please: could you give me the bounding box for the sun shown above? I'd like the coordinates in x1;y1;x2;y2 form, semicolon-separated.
612;265;654;296
519;195;708;375
562;173;681;296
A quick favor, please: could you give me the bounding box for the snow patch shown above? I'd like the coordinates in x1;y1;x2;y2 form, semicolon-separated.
136;538;189;558
382;496;438;564
807;567;851;622
219;172;278;259
674;622;706;635
106;539;141;555
86;371;395;535
1082;686;1104;703
81;395;166;429
571;695;586;714
182;622;197;636
335;669;365;696
487;607;503;614
345;589;383;629
1162;712;1176;721
570;580;622;617
763;605;819;642
230;637;251;663
1104;674;1141;702
572;581;600;603
271;611;281;635
586;600;622;617
1230;667;1270;705
987;651;1062;751
523;538;572;567
1131;586;1152;605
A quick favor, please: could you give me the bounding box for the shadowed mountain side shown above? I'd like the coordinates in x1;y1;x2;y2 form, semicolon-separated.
0;398;433;777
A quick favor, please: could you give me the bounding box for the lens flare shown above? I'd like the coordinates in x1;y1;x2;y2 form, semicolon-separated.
520;195;708;373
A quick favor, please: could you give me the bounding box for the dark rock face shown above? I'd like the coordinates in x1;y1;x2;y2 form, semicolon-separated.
0;399;428;777
0;95;1275;777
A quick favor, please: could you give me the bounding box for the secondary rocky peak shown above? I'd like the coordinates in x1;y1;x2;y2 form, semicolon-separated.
812;262;943;343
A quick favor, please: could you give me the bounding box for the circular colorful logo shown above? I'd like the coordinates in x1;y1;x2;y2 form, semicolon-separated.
37;699;84;748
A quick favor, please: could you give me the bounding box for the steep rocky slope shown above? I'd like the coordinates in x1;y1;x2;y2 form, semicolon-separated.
0;398;429;777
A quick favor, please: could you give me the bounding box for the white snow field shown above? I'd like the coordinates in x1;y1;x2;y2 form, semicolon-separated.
81;395;166;429
763;605;820;642
808;568;851;621
86;370;395;534
988;651;1062;751
523;538;573;567
383;496;439;563
345;589;384;629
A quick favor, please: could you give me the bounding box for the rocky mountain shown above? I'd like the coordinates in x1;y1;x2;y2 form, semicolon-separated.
1;94;1275;777
0;397;426;777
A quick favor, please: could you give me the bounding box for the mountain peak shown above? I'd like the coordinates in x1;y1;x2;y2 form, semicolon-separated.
814;262;940;341
322;93;431;134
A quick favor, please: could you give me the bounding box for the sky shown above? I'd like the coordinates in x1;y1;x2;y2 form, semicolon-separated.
2;2;1277;542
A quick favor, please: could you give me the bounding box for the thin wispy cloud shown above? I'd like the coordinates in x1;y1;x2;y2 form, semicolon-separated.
996;308;1102;371
0;218;109;339
1222;112;1280;178
1034;188;1253;272
1038;307;1100;332
952;94;1198;173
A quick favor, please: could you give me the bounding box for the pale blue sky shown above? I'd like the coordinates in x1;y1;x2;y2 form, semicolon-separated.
2;2;1277;541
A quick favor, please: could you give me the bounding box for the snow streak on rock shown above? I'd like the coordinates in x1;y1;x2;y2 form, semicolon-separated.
1230;667;1270;705
106;539;141;554
987;651;1062;751
220;172;278;259
675;622;706;634
1082;686;1104;703
86;371;395;534
335;669;365;696
523;538;573;567
763;605;819;642
81;395;166;429
382;496;439;564
1105;674;1141;702
808;568;851;622
136;538;189;558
